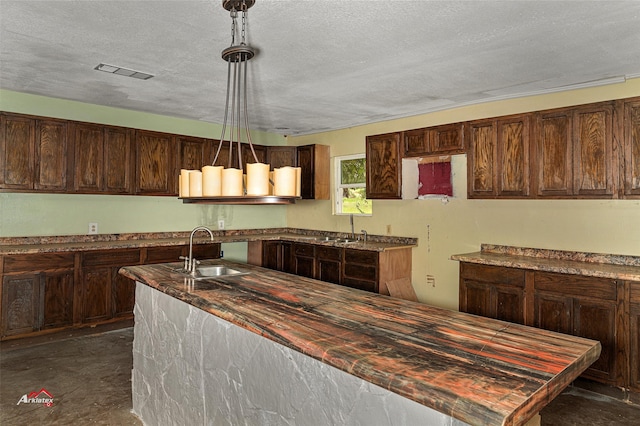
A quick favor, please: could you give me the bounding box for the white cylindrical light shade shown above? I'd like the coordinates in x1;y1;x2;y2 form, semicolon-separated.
274;166;297;196
180;169;191;197
295;167;302;197
221;168;244;196
202;165;223;196
189;170;203;197
246;163;270;196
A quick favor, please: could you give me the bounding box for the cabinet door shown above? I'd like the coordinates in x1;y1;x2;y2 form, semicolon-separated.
135;130;175;195
459;263;525;324
572;103;614;197
104;126;133;193
72;122;104;192
623;99;640;197
467;115;530;198
0;113;35;189
266;146;297;169
630;281;640;392
430;123;465;154
41;270;75;329
1;274;40;337
293;243;315;278
82;267;113;323
342;249;378;293
467;120;497;197
34;118;68;191
366;133;402;199
296;145;316;199
534;272;619;384
177;136;209;172
403;128;430;157
211;142;240;169
112;270;135;318
534;110;573;196
316;247;342;284
262;241;282;270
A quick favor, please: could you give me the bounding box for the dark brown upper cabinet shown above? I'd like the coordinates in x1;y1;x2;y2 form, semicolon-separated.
71;122;133;194
0;113;35;190
1;114;69;192
296;144;330;200
623;99;640;198
533;102;614;198
366;132;402;199
241;143;267;172
135;130;175;195
467;114;530;198
266;146;297;170
404;123;465;157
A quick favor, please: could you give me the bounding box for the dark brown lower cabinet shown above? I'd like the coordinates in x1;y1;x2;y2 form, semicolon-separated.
459;262;633;389
250;240;412;296
0;243;221;340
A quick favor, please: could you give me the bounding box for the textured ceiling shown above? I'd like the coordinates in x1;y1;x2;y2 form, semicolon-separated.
1;0;639;136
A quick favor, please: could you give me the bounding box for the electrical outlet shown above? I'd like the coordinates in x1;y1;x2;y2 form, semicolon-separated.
386;224;392;235
218;219;225;230
426;275;436;288
88;222;98;235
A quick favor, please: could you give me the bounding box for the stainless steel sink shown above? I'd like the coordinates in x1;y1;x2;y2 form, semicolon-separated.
335;238;359;244
315;236;339;242
174;265;250;280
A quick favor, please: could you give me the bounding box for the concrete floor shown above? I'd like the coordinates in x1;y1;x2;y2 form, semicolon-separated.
1;325;639;426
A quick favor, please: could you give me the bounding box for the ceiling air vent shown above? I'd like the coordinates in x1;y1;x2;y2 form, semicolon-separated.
94;63;154;80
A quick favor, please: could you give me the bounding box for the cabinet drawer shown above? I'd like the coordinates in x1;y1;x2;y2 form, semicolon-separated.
144;246;186;263
316;246;341;261
344;263;377;282
82;248;141;267
3;253;75;273
293;243;315;257
344;249;377;265
534;271;617;300
461;263;525;287
191;243;221;259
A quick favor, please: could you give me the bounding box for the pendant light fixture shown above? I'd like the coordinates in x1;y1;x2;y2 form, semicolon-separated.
179;0;301;205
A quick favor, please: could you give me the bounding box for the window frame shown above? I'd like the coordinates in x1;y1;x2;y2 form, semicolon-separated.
334;153;371;216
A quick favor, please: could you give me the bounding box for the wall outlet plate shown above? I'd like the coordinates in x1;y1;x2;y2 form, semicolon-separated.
218;219;225;230
88;222;98;234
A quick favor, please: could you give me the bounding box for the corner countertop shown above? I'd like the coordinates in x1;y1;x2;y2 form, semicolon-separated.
0;228;417;256
451;244;640;282
120;259;600;426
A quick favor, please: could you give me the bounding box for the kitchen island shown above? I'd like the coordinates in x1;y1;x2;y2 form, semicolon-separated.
119;259;600;426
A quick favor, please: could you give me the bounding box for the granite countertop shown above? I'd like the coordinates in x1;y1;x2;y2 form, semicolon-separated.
120;259;600;426
0;228;417;256
451;244;640;282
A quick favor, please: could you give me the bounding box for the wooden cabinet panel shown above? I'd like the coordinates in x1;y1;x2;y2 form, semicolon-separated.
533;272;618;384
1;274;40;336
241;144;267;171
573;104;614;197
211;142;240;169
42;270;74;329
623;99;640;197
112;271;135;318
262;240;292;273
430;123;465;154
135;130;175;195
34;118;68;191
316;246;342;285
293;243;315;278
467;115;530;198
72;123;133;194
534;110;573;196
0;113;35;189
459;263;525;324
343;249;378;293
630;281;640;392
297;144;330;200
366;133;402;199
82;267;112;323
403;129;430;157
267;146;297;170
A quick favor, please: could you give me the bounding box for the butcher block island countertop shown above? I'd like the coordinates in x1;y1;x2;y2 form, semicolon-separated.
120;259;600;426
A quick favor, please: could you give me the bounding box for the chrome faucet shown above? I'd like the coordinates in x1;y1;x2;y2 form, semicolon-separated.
360;230;368;243
181;226;214;274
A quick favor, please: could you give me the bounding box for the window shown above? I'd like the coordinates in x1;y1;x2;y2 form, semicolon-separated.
335;154;372;215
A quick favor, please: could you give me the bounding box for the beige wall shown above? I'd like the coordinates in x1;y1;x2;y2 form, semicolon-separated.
287;78;640;310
